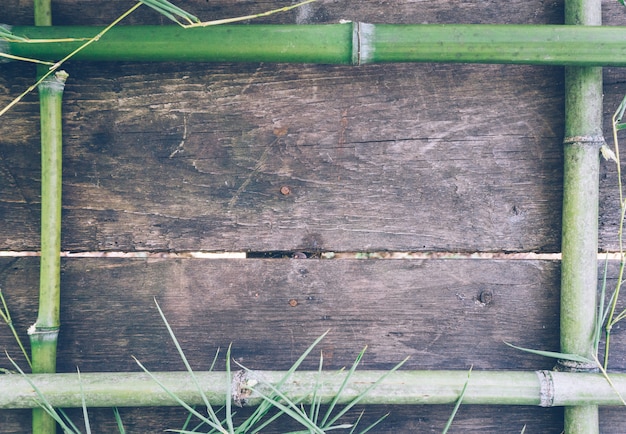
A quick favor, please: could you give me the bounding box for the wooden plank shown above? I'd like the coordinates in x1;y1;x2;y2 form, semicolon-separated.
0;258;565;373
0;0;626;251
2;0;564;27
0;60;566;252
0;257;566;433
1;257;625;432
0;0;569;253
0;406;566;433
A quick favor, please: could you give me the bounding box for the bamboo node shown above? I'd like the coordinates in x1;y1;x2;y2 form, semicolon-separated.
536;370;555;407
562;135;605;149
232;369;257;407
555;358;599;373
352;22;375;66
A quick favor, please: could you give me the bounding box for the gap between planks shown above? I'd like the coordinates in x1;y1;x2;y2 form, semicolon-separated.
0;251;622;260
0;250;582;260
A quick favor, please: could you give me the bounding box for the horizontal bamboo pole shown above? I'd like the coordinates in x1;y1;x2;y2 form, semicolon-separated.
4;23;626;65
2;370;626;409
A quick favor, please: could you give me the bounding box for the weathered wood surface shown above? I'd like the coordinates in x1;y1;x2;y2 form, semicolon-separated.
0;258;625;432
1;1;626;252
3;0;565;27
0;257;572;433
0;406;567;434
3;0;626;432
0;0;566;253
0;60;566;252
0;406;607;434
0;258;568;372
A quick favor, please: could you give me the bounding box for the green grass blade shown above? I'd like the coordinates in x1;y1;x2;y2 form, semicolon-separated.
354;412;389;434
323;356;410;429
153;298;223;427
248;387;324;434
321;346;366;426
236;330;330;432
56;408;83;433
134;357;227;433
0;289;32;368
503;341;596;364
595;255;613;360
348;411;364;434
139;0;199;25
441;367;472;434
77;368;92;434
0;26;29;42
616;94;626;123
225;344;235;434
209;348;221;371
309;351;324;424
6;352;77;432
113;408;126;434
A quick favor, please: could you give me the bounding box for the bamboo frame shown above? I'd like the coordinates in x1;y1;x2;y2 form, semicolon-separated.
0;4;618;433
4;23;626;65
3;370;626;409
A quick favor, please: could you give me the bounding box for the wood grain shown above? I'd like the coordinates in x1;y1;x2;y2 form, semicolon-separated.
0;406;567;434
0;258;568;373
0;60;566;252
0;257;564;433
1;258;625;432
0;0;570;253
2;0;564;27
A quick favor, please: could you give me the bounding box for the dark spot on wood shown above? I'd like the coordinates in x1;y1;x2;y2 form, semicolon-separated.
479;290;494;305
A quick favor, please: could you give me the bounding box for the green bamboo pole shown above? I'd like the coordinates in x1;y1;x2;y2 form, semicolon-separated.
3;370;626;409
561;0;602;432
31;3;66;434
6;23;626;65
29;68;68;434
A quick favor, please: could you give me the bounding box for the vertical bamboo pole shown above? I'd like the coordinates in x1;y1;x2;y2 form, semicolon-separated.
30;0;66;433
561;0;602;433
30;70;67;434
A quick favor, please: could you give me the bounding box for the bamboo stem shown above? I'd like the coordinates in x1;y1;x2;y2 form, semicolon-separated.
31;0;56;430
29;70;68;434
5;23;626;65
3;370;626;409
33;0;51;26
561;0;602;432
